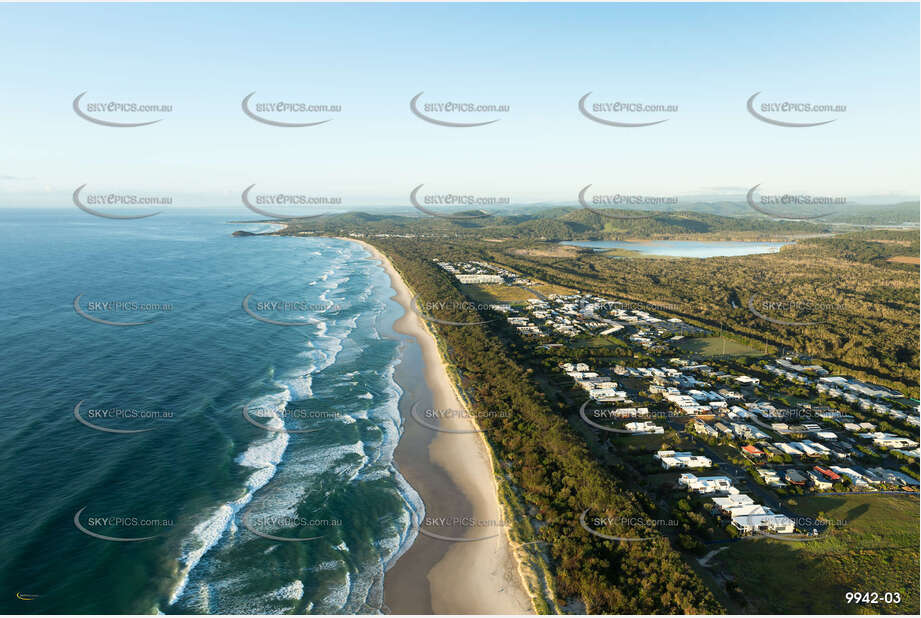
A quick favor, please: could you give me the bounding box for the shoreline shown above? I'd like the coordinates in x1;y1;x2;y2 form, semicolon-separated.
343;237;535;615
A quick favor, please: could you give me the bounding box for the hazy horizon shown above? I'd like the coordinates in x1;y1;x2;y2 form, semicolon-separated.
1;2;919;209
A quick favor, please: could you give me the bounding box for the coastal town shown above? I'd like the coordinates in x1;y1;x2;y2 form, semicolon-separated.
435;257;921;541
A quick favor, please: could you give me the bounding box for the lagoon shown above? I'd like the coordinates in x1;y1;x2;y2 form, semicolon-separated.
563;239;792;258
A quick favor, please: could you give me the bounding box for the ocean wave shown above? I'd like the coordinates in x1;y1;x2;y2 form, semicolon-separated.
168;238;424;614
168;391;292;606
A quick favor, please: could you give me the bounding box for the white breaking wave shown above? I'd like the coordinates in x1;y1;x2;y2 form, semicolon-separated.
168;390;292;605
168;238;425;614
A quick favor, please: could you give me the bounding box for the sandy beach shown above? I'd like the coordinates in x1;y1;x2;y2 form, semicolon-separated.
344;238;534;615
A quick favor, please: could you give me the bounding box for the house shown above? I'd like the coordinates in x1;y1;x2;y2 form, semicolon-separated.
714;422;733;435
625;421;664;434
731;509;795;534
829;466;872;488
867;467;920;487
789;441;821;457
757;468;786;487
860;432;919;449
785;469;808;486
741;445;764;457
711;493;755;513
692;420;719;438
455;274;503;284
611;407;650;418
807;470;833;490
656;450;712;470
775;442;803;456
679;473;736;494
732;423;769;440
798;440;832;456
813;466;841;482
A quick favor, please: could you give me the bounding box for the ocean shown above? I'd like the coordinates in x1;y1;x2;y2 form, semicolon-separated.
0;210;423;614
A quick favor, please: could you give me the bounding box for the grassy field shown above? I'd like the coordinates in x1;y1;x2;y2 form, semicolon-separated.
676;336;767;358
529;282;576;297
459;283;535;305
719;494;920;614
572;334;630;350
460;281;575;305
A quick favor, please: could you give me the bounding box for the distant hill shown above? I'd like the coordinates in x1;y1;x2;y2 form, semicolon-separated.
275;205;838;240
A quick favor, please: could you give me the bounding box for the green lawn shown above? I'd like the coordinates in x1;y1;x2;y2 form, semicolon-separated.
572;334;630;349
720;494;920;614
459;283;535;305
459;281;575;306
676;336;767;358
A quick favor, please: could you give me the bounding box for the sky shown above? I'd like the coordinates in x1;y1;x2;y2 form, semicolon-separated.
0;2;919;209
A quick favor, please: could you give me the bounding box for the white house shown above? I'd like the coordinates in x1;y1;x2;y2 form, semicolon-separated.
756;468;786;487
860;433;919;449
656;450;712;470
711;493;755;513
731;510;795;534
626;421;664;434
678;473;735;494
